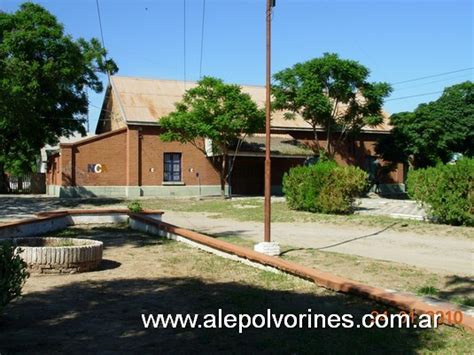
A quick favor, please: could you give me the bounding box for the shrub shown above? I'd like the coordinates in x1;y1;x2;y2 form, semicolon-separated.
0;242;29;314
406;158;473;226
283;161;368;214
127;200;143;213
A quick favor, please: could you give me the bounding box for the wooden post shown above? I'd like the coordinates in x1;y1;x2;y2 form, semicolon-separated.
264;0;272;242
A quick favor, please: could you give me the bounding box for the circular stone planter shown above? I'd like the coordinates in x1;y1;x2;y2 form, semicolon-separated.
14;237;103;274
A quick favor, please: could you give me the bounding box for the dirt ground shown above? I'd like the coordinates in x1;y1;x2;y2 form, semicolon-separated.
219;235;474;306
0;196;471;275
0;225;472;353
163;210;473;275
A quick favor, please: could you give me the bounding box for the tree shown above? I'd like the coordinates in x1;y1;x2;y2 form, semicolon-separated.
0;3;117;191
272;53;392;157
376;81;474;168
160;77;265;198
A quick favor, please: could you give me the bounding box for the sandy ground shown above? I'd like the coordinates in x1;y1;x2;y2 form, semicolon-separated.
1;225;471;353
164;211;473;276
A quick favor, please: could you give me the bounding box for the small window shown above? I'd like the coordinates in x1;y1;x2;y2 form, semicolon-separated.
164;153;182;182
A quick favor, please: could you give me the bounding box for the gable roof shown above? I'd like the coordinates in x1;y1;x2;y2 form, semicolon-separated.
235;134;314;157
106;75;392;132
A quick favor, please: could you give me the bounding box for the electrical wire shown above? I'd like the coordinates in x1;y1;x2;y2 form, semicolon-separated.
393;74;472;92
95;0;106;54
199;0;206;78
385;90;443;102
392;67;473;85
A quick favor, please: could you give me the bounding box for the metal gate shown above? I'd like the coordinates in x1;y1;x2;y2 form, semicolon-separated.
8;174;31;193
6;173;45;194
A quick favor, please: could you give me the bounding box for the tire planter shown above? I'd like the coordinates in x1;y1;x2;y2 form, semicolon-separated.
14;237;103;274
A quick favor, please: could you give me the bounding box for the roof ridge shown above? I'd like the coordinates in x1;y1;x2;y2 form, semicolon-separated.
111;75;265;89
112;75;197;85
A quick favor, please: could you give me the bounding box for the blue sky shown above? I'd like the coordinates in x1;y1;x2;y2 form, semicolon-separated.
1;0;473;131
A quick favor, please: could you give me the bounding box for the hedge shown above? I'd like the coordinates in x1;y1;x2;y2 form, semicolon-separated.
406;158;473;226
283;161;368;214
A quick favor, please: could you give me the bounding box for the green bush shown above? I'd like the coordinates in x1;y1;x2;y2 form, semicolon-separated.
0;242;29;314
283;161;368;214
406;158;473;226
127;200;143;213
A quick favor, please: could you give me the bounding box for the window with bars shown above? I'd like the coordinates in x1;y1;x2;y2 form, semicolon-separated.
164;153;182;182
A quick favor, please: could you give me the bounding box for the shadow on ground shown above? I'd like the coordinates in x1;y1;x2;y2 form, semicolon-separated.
0;196;125;221
49;225;175;250
0;276;452;353
439;276;474;305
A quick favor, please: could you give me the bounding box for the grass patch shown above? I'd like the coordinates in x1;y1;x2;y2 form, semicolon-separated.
139;198;473;238
451;296;474;307
417;286;440;297
212;234;473;310
49;228;79;238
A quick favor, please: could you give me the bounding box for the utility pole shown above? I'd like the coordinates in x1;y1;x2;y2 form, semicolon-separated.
264;0;272;243
255;0;280;256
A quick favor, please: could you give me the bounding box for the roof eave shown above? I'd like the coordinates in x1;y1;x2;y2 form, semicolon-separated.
127;121;160;127
271;126;392;134
233;152;311;158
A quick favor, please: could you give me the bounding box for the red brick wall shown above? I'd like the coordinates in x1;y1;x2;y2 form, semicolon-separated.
55;129;128;187
48;126;221;188
138;126;220;186
47;125;404;191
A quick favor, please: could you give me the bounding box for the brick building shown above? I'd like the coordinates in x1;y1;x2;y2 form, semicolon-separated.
46;76;405;197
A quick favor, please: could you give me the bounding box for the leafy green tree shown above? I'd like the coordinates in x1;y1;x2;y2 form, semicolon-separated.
160;77;265;198
0;3;117;191
377;81;474;168
272;53;392;157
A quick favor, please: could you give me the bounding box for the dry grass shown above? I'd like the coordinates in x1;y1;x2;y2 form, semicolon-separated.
1;225;472;353
140;198;473;238
215;234;473;308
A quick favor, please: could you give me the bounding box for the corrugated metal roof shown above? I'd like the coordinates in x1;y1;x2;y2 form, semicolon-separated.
110;75;392;132
235;134;314;156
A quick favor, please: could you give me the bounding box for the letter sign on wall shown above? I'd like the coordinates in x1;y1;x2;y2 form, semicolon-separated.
87;164;107;173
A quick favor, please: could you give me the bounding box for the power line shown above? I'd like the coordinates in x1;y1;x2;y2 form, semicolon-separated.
394;74;472;92
93;0;108;133
386;90;443;102
392;67;473;85
95;0;106;53
199;0;206;78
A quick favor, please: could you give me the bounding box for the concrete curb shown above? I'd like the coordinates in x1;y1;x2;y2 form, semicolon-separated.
129;213;474;331
0;209;164;238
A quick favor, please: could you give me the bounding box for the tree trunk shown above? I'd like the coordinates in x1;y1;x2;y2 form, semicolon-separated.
0;163;9;194
326;123;332;158
219;153;227;199
312;124;321;155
